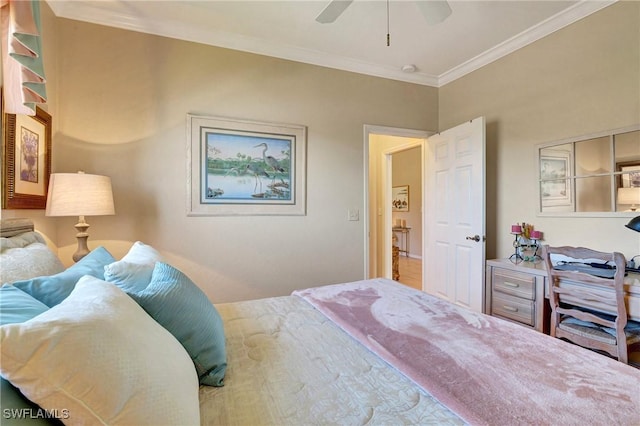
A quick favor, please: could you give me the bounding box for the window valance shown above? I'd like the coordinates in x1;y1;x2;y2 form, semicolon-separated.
1;0;47;115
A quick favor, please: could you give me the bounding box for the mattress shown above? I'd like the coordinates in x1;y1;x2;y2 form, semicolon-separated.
199;295;463;425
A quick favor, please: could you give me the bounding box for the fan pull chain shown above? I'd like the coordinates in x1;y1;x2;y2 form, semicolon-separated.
386;0;390;46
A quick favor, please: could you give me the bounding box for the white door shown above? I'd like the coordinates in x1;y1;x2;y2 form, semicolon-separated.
424;117;485;312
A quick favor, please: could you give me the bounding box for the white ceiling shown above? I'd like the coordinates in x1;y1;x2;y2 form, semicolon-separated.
45;0;616;87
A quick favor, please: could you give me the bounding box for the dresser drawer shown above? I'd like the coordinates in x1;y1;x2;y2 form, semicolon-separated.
492;268;536;300
492;292;535;326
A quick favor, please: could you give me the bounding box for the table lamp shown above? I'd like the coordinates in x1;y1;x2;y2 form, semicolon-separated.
625;216;640;272
626;215;640;233
45;172;115;262
618;187;640;211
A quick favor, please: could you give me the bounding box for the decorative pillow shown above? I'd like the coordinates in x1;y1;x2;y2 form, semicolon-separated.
0;276;200;426
12;246;115;307
0;286;59;426
0;285;49;325
0;230;46;250
1;231;65;284
0;379;62;426
128;262;227;386
104;241;163;292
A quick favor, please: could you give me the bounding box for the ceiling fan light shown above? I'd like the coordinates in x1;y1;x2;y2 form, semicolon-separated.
416;0;452;26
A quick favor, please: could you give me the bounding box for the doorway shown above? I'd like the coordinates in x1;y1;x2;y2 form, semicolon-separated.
364;125;430;289
391;147;423;290
365;118;486;312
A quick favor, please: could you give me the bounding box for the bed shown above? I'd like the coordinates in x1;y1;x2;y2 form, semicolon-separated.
1;218;639;425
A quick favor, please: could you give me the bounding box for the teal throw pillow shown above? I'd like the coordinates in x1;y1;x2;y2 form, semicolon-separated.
0;285;49;325
127;262;227;386
0;285;61;425
12;246;115;307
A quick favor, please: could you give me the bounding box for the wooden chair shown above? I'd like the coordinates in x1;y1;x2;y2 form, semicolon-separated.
542;245;640;364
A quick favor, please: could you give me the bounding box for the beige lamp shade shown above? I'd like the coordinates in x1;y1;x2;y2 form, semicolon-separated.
46;173;115;217
618;187;640;209
45;172;115;262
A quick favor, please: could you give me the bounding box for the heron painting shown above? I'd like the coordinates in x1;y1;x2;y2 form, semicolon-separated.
203;129;293;203
188;114;306;216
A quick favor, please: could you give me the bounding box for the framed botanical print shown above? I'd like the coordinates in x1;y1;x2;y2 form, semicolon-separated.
2;106;52;209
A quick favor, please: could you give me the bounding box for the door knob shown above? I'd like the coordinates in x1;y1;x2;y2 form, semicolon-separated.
466;235;481;242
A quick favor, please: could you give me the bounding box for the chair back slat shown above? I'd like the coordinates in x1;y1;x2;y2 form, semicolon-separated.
556;307;616;329
552;286;621;311
550;269;618;288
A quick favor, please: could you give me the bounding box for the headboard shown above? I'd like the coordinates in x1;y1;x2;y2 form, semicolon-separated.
0;218;35;238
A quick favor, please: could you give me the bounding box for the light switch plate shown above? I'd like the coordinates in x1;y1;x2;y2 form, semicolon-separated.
348;209;359;221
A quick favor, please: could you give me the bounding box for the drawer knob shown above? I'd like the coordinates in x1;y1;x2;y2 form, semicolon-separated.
504;281;520;288
503;305;518;312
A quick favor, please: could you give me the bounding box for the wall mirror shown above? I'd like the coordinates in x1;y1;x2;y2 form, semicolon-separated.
537;125;640;216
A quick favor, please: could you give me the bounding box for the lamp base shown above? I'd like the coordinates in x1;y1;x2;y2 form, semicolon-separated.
73;218;90;262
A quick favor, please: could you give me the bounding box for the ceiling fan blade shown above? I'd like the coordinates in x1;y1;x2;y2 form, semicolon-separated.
315;0;354;24
415;1;452;25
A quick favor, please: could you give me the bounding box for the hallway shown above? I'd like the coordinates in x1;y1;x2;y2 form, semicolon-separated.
397;256;422;291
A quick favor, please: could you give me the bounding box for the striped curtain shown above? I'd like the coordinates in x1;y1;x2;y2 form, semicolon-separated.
1;0;47;115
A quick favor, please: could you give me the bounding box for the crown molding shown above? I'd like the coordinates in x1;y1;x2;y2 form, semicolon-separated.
438;0;617;86
46;0;617;88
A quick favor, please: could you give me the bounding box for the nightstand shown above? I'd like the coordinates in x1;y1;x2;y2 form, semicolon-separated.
486;259;548;333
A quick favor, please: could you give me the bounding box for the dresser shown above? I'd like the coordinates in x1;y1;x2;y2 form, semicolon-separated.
486;259;640;334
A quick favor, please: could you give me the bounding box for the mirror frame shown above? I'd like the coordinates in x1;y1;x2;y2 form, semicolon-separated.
536;124;640;217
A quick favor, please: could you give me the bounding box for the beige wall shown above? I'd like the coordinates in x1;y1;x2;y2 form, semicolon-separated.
1;1;59;248
4;2;638;300
392;147;422;258
439;1;640;261
45;18;437;302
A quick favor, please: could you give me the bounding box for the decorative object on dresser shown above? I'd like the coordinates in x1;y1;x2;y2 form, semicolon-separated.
509;222;543;263
509;224;523;262
542;245;640;364
45;171;115;262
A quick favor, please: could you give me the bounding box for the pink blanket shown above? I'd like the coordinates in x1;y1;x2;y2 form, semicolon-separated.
294;279;640;425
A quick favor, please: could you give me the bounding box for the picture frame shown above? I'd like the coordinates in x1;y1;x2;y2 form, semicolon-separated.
187;114;307;216
539;149;573;208
2;106;52;209
617;161;640;188
392;185;409;212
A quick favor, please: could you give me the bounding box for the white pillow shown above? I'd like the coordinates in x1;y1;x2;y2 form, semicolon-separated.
0;276;200;426
104;241;163;292
0;232;64;284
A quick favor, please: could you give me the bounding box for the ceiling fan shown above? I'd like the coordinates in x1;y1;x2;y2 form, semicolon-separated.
315;0;452;26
